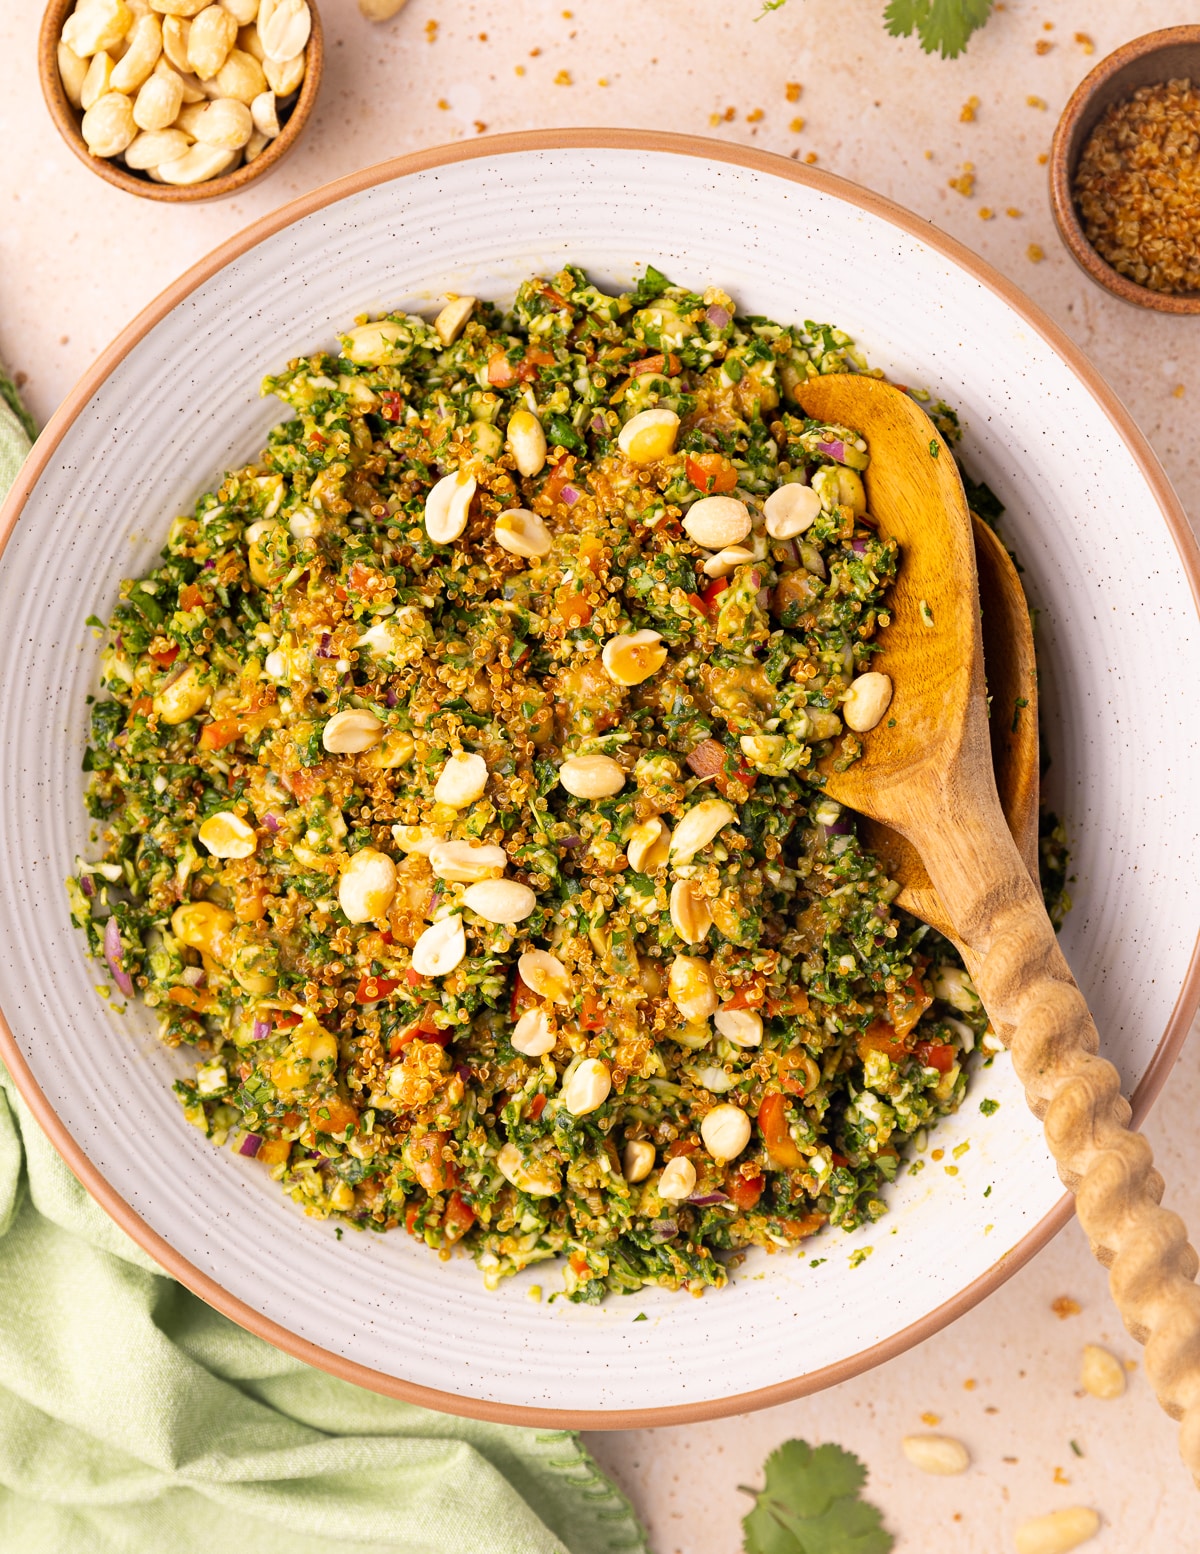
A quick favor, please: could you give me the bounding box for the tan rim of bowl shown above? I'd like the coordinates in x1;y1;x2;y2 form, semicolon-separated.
1049;25;1200;315
2;130;1200;1428
38;0;323;203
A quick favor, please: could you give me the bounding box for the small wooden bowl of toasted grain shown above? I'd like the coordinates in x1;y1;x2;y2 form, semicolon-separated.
1049;25;1200;314
38;0;323;203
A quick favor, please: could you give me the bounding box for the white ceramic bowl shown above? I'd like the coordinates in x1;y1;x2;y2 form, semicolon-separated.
2;133;1198;1429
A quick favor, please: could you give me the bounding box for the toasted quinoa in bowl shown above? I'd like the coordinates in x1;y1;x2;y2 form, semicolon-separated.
69;265;993;1302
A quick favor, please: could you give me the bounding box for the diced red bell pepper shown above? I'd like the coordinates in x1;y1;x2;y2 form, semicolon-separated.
701;575;730;610
857;1020;909;1064
913;1040;956;1074
579;993;605;1031
356;974;399;1004
527;1093;547;1122
726;1171;765;1210
308;1095;358;1135
757;1091;804;1169
888;968;933;1039
443;1191;476;1242
685;452;738;494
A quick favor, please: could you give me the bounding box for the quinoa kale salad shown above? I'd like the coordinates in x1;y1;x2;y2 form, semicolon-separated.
69;264;1007;1304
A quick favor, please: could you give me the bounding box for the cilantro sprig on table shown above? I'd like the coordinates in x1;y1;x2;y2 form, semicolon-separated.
741;1440;894;1554
759;0;996;58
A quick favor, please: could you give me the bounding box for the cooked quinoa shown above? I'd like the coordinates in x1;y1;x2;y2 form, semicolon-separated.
69;265;997;1303
1074;78;1200;295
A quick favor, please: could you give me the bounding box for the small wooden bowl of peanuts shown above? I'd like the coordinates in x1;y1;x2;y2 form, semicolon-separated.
39;0;322;202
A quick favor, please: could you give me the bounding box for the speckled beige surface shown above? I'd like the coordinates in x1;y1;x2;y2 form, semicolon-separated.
1;0;1197;1547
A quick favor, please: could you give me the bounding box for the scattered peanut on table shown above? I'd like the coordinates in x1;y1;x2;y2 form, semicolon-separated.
1013;1506;1101;1554
57;0;311;187
1079;1342;1126;1399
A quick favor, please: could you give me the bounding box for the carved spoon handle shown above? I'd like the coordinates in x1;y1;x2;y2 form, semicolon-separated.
930;812;1200;1483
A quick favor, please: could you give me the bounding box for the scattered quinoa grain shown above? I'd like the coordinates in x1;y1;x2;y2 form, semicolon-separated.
786;81;802;102
474;120;487;134
1173;384;1186;397
1027;243;1046;262
1038;152;1049;164
979;207;994;219
790;116;805;133
1053;1466;1071;1486
598;77;609;86
1052;1296;1082;1319
1036;38;1054;55
1006;206;1022;217
515;65;525;76
803;151;817;164
425;18;437;40
437;98;449;110
948;162;976;196
1028;95;1047;110
747;107;764;123
961;96;980;122
1073;78;1200;294
921;1411;942;1426
963;1377;977;1391
554;69;572;86
1075;32;1095;54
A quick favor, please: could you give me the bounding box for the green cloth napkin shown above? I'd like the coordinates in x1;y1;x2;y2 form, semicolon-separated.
0;369;649;1554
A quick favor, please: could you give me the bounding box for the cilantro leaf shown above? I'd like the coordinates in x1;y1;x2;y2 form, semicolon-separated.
742;1439;894;1554
884;0;996;57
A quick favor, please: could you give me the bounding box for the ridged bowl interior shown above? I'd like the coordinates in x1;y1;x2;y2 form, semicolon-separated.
1;137;1198;1424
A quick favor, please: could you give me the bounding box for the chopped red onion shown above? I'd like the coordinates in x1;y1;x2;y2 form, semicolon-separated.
316;633;333;658
816;439;847;462
650;1218;679;1242
81;873;96;898
385;687;399;708
252;1018;272;1041
590;413;606;434
262;813;280;834
238;1133;263;1157
103;915;135;997
706;304;731;328
559;834;584;851
687;1191;731;1207
561;484;580;506
204;559;216;570
851;537;868;554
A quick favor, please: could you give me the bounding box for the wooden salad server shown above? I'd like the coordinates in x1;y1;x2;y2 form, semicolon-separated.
797;373;1200;1483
